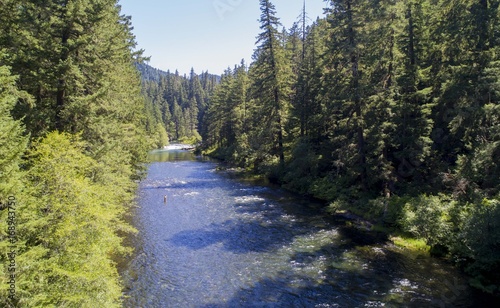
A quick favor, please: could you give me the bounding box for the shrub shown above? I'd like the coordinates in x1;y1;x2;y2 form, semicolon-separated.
459;198;500;295
400;194;454;249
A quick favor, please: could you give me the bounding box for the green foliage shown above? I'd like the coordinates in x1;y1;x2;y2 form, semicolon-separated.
139;64;217;145
390;236;430;255
250;0;293;165
0;62;29;199
0;60;29;308
458;198;500;295
11;132;132;307
0;2;152;306
309;177;345;202
400;194;454;248
282;141;319;194
156;122;170;147
199;0;500;296
178;133;202;146
456;102;500;196
203;63;251;163
396;194;500;294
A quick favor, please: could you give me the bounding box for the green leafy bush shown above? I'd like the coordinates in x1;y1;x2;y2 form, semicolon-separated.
400;194;454;249
2;132;135;307
458;198;500;295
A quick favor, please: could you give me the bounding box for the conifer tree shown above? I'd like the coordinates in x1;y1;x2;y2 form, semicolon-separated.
321;0;371;191
250;0;293;166
298;19;328;141
14;132;132;307
387;0;435;189
1;2;151;305
0;63;30;307
0;61;29;200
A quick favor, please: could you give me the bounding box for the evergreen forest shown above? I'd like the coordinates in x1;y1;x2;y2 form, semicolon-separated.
1;0;500;306
0;1;163;306
137;63;219;145
200;0;500;296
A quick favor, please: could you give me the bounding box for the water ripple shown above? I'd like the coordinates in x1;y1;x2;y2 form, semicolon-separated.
122;154;481;307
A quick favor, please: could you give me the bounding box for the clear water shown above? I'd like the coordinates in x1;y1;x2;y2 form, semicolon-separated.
122;147;488;307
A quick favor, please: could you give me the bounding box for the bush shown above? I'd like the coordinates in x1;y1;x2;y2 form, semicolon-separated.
155;123;169;148
1;132;134;307
178;133;202;145
399;194;454;249
231;133;253;167
309;176;342;201
458;198;500;295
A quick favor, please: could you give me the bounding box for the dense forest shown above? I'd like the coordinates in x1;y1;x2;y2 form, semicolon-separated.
0;1;163;306
1;0;500;306
138;63;219;145
196;0;500;296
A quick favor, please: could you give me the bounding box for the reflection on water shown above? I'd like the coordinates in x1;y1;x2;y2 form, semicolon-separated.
122;149;489;307
148;149;195;162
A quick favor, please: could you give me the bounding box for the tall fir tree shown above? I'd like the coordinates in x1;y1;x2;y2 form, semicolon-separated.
321;0;371;191
249;0;293;167
0;60;30;200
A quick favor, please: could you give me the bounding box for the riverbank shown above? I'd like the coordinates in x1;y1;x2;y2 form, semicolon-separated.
203;163;431;256
199;152;500;298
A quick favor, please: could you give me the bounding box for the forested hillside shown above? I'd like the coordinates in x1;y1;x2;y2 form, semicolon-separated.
138;63;219;144
200;0;500;295
2;0;499;304
0;1;159;306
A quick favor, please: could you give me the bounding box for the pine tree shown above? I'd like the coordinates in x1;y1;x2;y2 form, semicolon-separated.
1;2;151;305
321;0;371;191
299;19;328;141
172;99;183;140
0;61;29;200
0;61;30;307
14;132;132;307
449;0;500;196
250;0;293;167
386;0;435;189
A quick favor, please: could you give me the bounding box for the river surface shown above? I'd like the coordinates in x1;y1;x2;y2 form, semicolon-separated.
122;146;487;307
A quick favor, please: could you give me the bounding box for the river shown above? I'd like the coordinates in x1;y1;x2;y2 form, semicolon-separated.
121;146;488;307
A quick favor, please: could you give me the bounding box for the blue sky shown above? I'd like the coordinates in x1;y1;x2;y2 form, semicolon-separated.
119;0;328;76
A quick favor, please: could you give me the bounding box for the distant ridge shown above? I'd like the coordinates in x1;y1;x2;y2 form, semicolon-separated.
135;62;220;83
135;62;170;82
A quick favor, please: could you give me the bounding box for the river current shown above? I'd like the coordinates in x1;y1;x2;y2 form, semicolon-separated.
122;146;488;307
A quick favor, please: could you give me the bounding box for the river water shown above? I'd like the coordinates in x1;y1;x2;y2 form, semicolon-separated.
122;147;487;307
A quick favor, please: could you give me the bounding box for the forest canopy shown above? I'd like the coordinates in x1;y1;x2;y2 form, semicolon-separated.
135;0;500;294
195;0;500;295
1;0;500;305
0;0;159;306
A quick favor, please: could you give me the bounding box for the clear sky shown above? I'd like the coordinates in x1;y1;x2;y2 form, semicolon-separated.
118;0;328;76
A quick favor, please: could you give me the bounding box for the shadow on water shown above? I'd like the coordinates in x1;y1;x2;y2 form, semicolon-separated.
166;176;477;307
195;221;479;307
123;148;493;307
169;219;292;253
168;182;324;254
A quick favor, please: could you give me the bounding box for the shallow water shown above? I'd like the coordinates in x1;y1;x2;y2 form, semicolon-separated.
122;148;486;307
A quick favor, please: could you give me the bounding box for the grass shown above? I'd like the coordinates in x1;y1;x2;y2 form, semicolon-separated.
370;223;430;255
390;235;430;255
